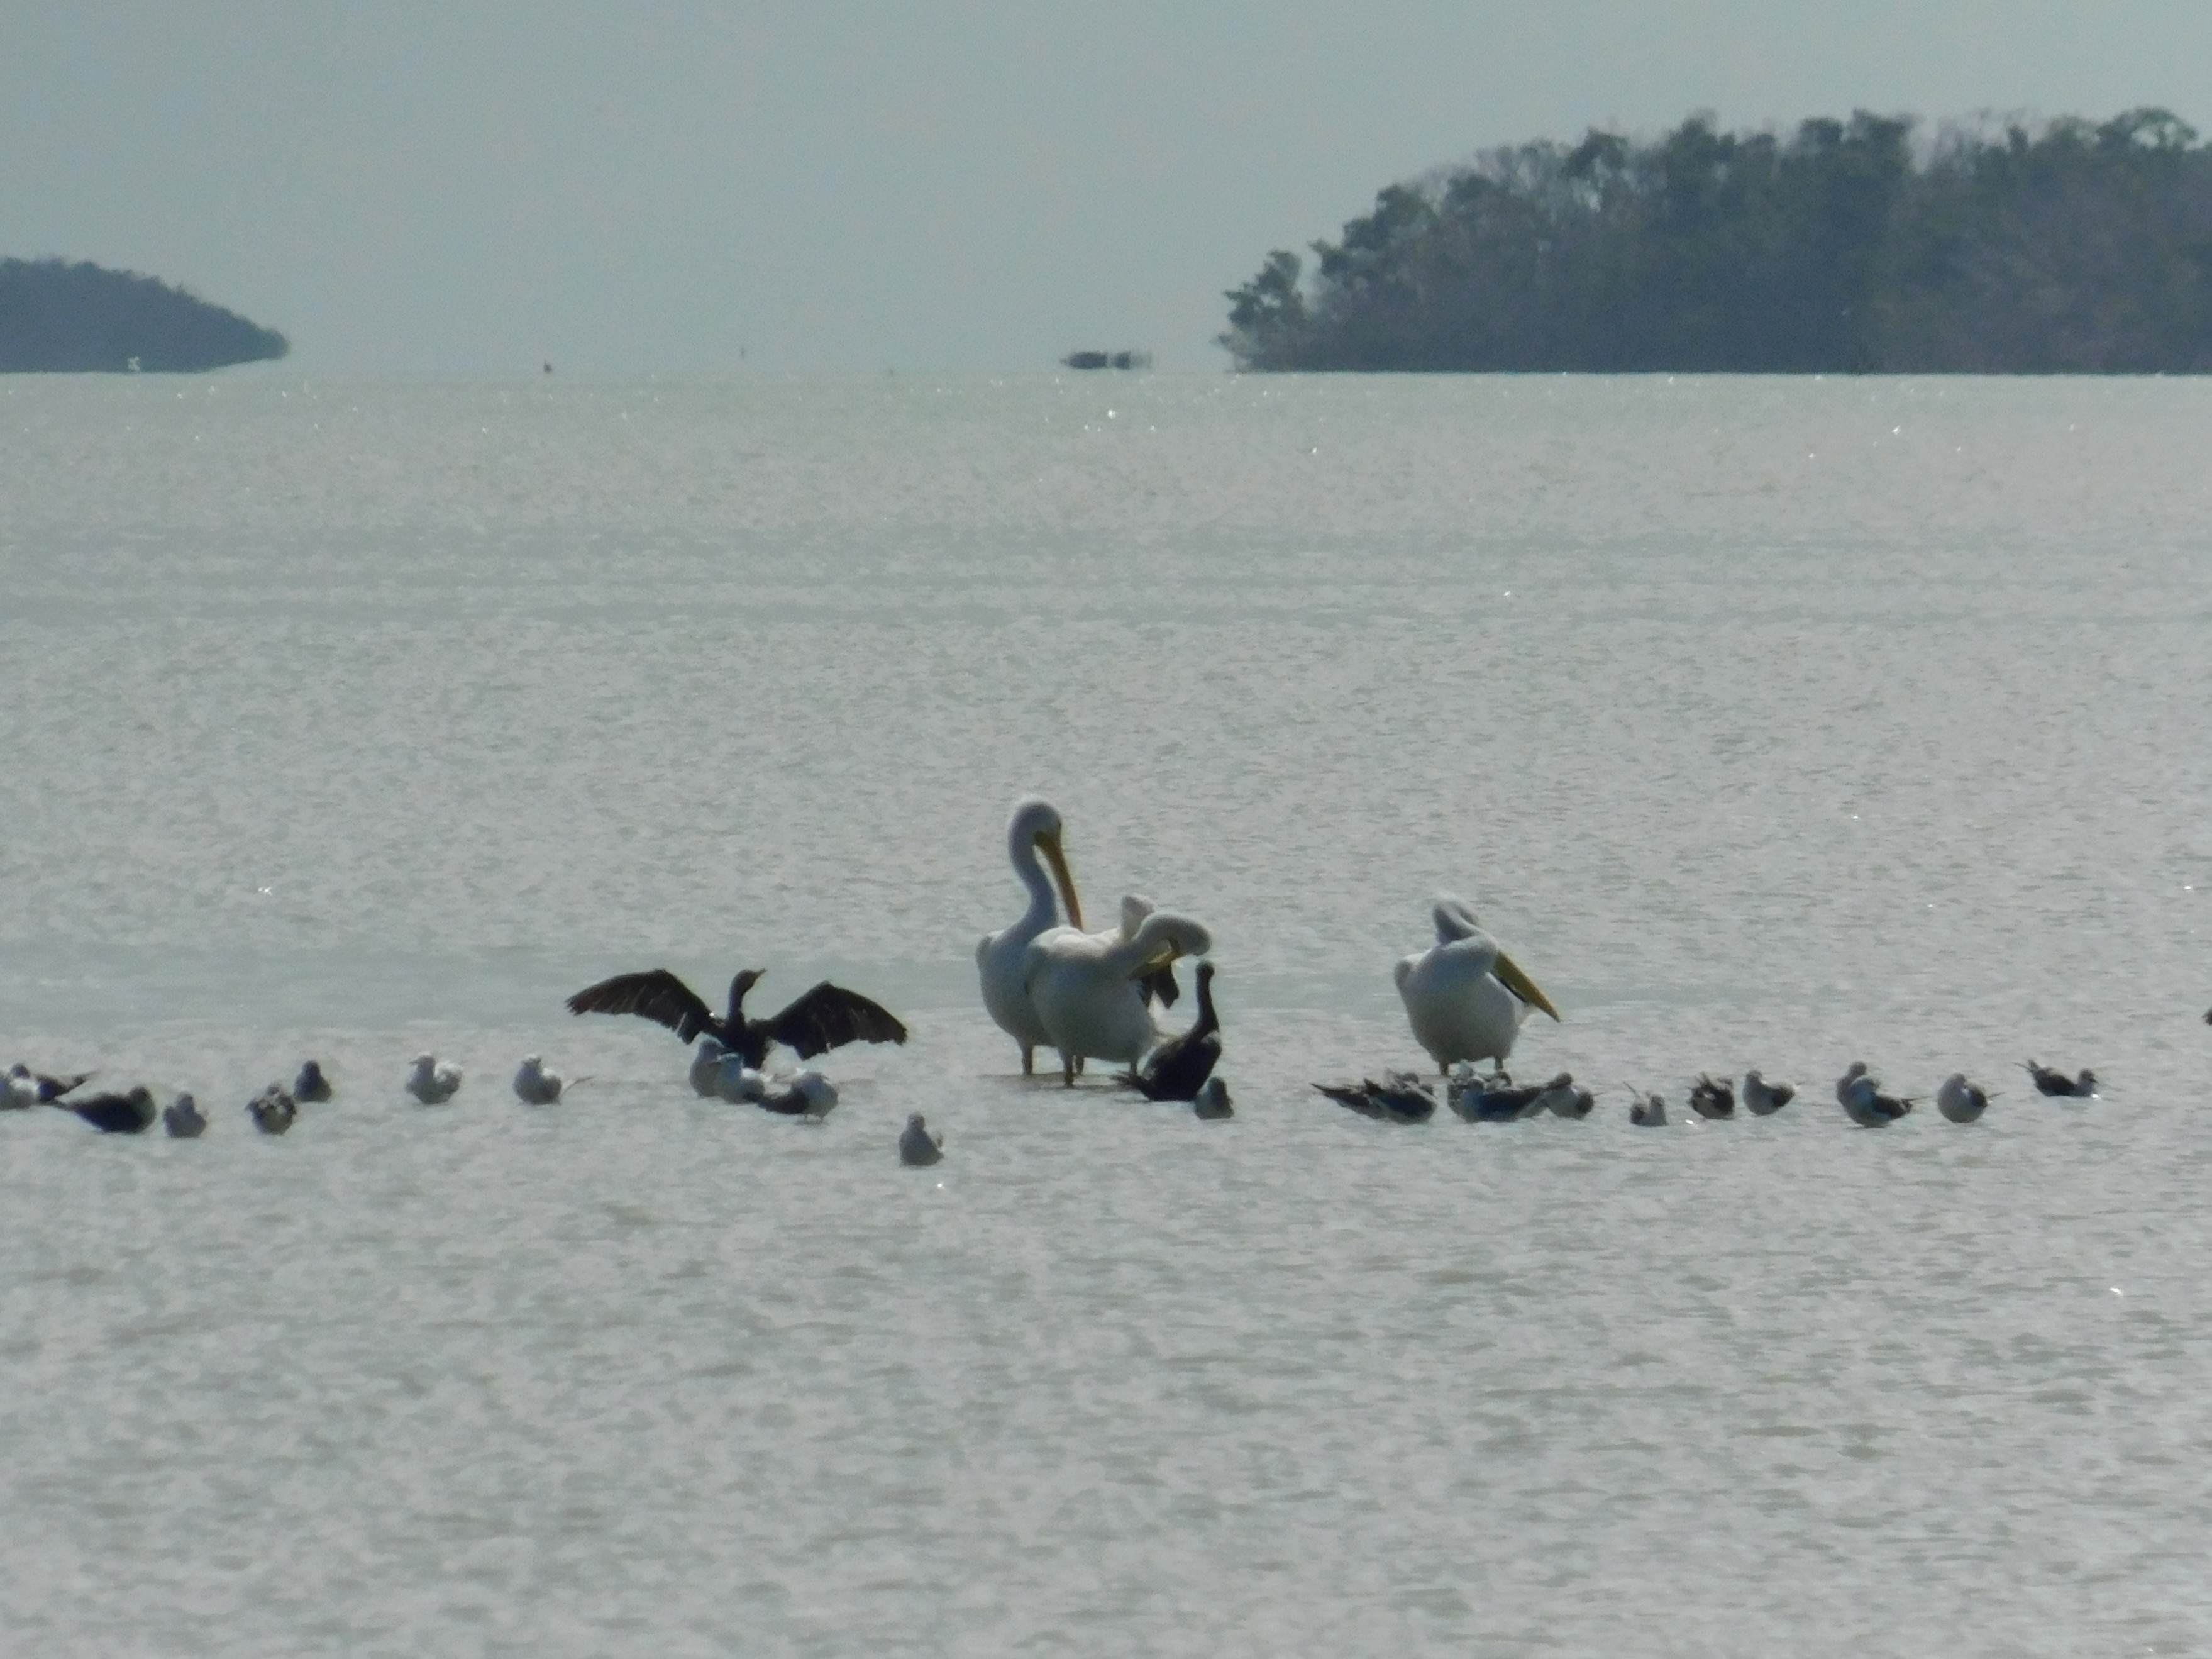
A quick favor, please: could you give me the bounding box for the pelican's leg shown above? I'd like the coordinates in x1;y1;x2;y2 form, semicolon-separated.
1061;1050;1077;1087
1022;1045;1034;1076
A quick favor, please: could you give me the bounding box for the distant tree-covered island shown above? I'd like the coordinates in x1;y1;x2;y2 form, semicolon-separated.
1220;109;2212;373
0;258;289;373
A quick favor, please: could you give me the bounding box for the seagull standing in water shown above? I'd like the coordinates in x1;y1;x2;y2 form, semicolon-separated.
406;1055;463;1104
1688;1074;1735;1119
514;1057;583;1104
1629;1089;1667;1126
2023;1060;2098;1098
899;1113;944;1165
1193;1077;1234;1119
1840;1069;1914;1127
1742;1071;1796;1116
1936;1073;1991;1123
163;1093;207;1137
292;1061;333;1102
249;1084;298;1134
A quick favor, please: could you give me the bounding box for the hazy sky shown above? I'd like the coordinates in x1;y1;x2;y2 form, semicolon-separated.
5;3;2206;373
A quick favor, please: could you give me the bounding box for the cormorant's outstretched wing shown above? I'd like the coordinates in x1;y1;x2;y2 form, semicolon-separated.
766;982;908;1060
567;970;717;1042
1139;964;1180;1009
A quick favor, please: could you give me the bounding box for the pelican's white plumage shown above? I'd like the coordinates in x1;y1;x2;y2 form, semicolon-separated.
1024;909;1212;1084
976;797;1083;1074
1395;895;1560;1074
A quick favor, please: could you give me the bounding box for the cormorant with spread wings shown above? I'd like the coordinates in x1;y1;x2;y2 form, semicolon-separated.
566;967;908;1069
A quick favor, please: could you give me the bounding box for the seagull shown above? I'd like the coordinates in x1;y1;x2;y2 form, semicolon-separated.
406;1055;463;1104
292;1060;333;1102
1688;1074;1735;1119
1629;1089;1667;1126
712;1055;768;1104
1936;1073;1991;1123
1840;1070;1914;1127
2023;1060;2097;1098
1447;1067;1572;1122
1193;1077;1234;1119
54;1086;157;1134
1316;1072;1437;1124
688;1035;729;1096
163;1093;207;1138
1835;1062;1871;1107
1396;896;1560;1073
899;1112;944;1165
513;1056;583;1104
1742;1070;1796;1116
6;1063;93;1106
248;1084;297;1135
753;1070;838;1119
1117;958;1221;1101
1551;1082;1596;1119
568;967;907;1070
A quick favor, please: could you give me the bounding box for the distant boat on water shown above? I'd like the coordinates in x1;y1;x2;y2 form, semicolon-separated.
1061;350;1153;370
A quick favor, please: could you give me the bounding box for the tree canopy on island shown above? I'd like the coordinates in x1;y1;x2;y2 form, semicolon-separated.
1220;109;2212;373
1;258;289;373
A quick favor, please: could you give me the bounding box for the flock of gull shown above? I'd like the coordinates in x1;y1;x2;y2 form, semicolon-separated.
6;796;2133;1157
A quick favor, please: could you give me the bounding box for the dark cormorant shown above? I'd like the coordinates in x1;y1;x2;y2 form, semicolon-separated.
1118;960;1220;1101
567;968;907;1069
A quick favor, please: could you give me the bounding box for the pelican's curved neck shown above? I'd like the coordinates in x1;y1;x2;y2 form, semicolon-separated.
1009;831;1059;931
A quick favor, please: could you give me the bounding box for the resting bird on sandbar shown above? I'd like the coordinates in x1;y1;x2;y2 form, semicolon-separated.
567;967;906;1070
1317;1072;1437;1124
163;1093;207;1138
6;1064;92;1107
1396;896;1559;1074
292;1060;333;1103
1688;1074;1735;1119
2023;1060;2098;1098
1024;909;1212;1085
1119;959;1222;1102
1936;1073;1991;1123
406;1055;462;1105
1839;1066;1913;1127
54;1086;158;1135
899;1112;944;1165
1741;1070;1796;1116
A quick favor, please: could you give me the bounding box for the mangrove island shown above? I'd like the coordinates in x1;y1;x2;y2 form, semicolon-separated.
1220;108;2212;374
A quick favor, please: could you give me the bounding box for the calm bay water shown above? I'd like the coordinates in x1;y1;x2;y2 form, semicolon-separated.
4;372;2211;1655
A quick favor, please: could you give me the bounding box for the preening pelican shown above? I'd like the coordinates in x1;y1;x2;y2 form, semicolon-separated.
1024;909;1212;1084
1395;896;1560;1074
976;797;1083;1074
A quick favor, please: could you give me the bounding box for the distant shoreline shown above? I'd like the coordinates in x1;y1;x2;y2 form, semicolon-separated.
1222;108;2212;375
1;258;288;373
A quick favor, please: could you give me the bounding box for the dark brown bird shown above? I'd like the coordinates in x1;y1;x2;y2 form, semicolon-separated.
1688;1074;1735;1119
53;1086;158;1135
1315;1072;1436;1124
567;967;907;1069
1118;959;1220;1101
2023;1060;2097;1098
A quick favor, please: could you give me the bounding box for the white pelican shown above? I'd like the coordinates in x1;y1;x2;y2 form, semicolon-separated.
1395;896;1560;1073
900;1112;944;1165
977;797;1083;1074
406;1055;462;1104
1024;909;1210;1084
163;1092;207;1137
1936;1073;1989;1123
